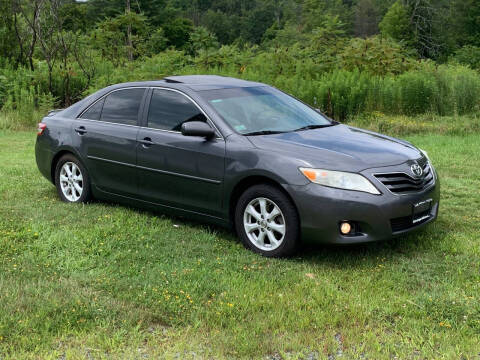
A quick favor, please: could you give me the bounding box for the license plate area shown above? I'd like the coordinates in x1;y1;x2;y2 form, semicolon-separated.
412;199;432;224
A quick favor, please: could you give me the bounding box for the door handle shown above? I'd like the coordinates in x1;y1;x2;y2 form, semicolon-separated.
74;126;87;135
139;137;154;147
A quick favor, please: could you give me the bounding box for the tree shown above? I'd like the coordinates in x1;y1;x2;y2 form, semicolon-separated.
137;0;171;27
189;26;218;55
13;0;44;71
338;36;418;75
262;22;306;48
404;0;444;58
163;17;194;49
241;2;277;44
203;10;238;44
302;0;353;34
354;0;379;38
145;28;168;56
0;0;23;66
379;1;414;48
453;45;480;70
58;1;89;32
91;12;149;65
449;0;480;48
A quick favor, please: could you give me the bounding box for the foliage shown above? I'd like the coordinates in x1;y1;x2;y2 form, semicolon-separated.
91;13;149;65
87;50;192;93
353;0;380;38
1;0;480;127
449;0;480;48
163;17;194;49
144;28;169;56
302;0;352;33
2;46;480;128
453;45;480;70
338;36;419;75
203;10;239;45
1;1;480;356
379;1;414;48
189;26;219;56
314;64;480;119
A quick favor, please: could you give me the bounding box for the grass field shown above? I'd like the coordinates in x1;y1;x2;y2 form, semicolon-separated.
0;130;479;359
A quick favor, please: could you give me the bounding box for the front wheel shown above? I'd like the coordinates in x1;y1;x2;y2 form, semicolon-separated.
55;154;92;203
235;184;299;257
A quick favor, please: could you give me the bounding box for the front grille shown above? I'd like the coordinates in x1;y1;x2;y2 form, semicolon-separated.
374;157;434;195
390;210;430;232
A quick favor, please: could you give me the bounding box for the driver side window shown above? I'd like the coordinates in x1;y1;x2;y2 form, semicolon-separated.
147;89;207;131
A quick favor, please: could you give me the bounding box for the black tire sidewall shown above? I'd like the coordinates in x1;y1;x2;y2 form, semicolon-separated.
235;184;299;257
55;154;91;203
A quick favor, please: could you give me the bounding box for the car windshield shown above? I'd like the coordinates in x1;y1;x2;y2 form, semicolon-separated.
199;86;332;135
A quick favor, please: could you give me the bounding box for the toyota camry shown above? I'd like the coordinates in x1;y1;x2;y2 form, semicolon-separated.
35;75;439;257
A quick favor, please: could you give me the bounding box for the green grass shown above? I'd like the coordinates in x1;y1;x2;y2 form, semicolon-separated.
0;130;479;359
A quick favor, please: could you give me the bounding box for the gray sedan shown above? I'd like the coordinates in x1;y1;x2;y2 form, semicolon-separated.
35;75;439;257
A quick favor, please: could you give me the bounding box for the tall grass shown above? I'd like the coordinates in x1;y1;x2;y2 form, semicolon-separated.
309;65;480;120
1;49;480;129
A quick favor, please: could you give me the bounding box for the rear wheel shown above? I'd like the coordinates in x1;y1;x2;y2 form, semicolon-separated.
55;154;91;203
235;184;299;257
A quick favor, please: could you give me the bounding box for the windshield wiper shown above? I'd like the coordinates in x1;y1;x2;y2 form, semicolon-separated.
294;123;338;132
243;130;288;136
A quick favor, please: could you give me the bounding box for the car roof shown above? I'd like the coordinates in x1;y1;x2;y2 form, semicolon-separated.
109;75;266;92
164;75;264;89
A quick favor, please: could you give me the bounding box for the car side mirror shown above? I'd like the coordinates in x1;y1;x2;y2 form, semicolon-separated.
181;121;215;139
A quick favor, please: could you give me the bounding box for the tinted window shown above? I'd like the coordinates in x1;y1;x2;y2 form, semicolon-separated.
80;98;104;120
101;88;145;125
147;89;206;131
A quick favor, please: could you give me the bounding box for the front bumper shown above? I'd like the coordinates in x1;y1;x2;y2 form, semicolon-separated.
285;166;440;244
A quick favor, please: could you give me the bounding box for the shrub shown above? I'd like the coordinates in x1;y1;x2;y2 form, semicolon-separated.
1;46;480;128
338;36;419;76
453;45;480;70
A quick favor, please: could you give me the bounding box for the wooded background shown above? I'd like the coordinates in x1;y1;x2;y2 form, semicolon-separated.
1;0;479;128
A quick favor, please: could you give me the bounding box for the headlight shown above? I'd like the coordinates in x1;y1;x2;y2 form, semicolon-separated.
299;168;380;195
420;148;435;175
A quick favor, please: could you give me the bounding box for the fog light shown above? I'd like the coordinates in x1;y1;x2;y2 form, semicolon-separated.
340;222;352;235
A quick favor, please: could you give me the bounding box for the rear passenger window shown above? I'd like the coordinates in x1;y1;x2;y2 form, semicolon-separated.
101;88;145;126
80;98;104;120
147;89;206;131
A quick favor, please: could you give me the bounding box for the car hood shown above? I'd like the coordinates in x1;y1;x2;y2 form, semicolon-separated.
247;124;422;172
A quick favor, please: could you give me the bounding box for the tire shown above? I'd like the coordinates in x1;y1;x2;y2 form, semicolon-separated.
235;184;299;257
54;154;92;203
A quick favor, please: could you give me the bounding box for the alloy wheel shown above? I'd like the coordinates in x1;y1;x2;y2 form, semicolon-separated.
243;197;286;251
59;161;83;202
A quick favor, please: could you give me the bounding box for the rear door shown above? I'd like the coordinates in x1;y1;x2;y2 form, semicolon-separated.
136;88;226;217
74;87;147;196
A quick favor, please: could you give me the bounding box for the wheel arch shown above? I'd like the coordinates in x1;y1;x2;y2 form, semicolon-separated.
228;175;299;226
50;147;86;185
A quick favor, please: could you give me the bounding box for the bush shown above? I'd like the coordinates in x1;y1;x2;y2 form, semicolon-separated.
453;45;480;70
309;64;480;120
1;45;480;129
338;36;420;76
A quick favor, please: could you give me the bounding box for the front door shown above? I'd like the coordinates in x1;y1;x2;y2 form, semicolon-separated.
136;88;225;217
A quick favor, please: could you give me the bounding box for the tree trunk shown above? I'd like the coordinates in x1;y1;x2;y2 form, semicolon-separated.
28;29;36;71
13;13;25;68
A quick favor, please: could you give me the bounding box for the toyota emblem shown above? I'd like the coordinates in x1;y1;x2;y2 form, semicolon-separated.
411;163;423;177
